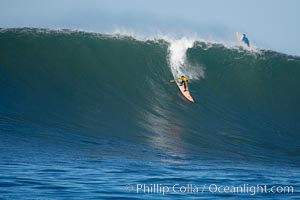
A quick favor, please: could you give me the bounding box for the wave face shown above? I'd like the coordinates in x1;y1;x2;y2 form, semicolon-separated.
0;28;299;164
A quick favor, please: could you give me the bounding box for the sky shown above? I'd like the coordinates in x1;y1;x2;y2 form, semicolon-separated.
0;0;299;55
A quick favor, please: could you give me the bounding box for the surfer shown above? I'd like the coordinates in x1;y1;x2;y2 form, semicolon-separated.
241;34;250;47
175;76;189;91
170;75;194;102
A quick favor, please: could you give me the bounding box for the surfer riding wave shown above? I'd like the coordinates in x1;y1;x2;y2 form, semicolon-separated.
241;34;250;47
175;75;189;91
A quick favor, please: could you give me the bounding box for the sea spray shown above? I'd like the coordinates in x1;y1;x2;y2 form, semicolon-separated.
167;37;205;80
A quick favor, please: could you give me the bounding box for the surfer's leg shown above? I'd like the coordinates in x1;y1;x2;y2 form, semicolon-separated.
185;81;189;91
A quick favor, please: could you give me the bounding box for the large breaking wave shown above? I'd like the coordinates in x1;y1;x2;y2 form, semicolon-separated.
0;28;299;164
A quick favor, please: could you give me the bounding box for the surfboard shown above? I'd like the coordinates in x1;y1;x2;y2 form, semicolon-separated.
175;81;194;103
236;32;250;47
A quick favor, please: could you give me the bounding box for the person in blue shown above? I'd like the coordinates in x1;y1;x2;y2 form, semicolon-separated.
241;34;250;47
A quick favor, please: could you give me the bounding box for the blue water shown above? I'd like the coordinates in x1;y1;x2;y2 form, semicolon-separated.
1;156;298;199
0;28;299;199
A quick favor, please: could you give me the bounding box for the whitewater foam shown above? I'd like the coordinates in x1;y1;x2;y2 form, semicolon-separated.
167;37;205;80
107;28;206;80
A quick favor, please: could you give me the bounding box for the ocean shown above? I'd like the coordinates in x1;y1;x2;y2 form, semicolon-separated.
0;28;299;199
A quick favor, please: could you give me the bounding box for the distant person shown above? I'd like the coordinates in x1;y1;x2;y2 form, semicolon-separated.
241;34;250;47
